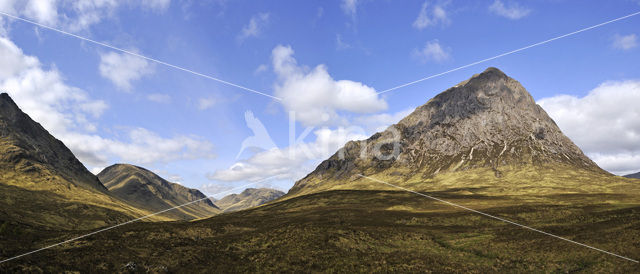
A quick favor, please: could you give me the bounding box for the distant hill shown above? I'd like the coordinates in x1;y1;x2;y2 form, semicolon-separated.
215;188;284;212
0;93;163;230
288;67;607;197
623;172;640;179
98;164;220;220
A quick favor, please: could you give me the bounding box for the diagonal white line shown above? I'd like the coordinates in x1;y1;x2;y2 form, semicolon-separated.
0;11;282;101
356;174;639;263
0;176;280;264
376;10;640;96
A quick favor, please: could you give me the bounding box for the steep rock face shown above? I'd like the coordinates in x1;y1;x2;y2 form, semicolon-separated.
98;164;220;220
215;188;285;212
289;68;603;196
0;93;106;192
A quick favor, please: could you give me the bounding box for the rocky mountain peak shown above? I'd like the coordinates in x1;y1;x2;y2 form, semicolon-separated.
288;68;603;196
0;92;107;192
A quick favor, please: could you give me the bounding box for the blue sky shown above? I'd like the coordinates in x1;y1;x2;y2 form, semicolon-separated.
1;0;639;196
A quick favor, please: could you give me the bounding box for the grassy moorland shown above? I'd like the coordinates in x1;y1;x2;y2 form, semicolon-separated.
2;170;639;272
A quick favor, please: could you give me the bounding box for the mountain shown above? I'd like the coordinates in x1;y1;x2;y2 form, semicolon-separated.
624;171;640;179
4;70;640;273
215;188;285;212
289;68;606;197
98;164;220;220
0;93;164;230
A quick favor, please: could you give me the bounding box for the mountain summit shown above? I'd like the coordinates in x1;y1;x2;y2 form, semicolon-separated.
215;188;285;212
0;93;106;192
0;93;164;229
289;68;603;196
98;164;220;220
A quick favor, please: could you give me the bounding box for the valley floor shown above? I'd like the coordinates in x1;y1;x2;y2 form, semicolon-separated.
2;189;640;273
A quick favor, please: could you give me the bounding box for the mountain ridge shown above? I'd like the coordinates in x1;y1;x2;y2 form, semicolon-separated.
0;93;107;193
288;68;606;197
624;171;640;179
0;93;167;229
98;164;220;220
215;188;285;212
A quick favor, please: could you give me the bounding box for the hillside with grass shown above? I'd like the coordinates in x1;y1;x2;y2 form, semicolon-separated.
0;93;168;231
98;164;220;220
2;69;639;272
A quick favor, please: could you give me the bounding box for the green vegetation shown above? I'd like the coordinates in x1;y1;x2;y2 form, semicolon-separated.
98;164;220;220
2;184;639;272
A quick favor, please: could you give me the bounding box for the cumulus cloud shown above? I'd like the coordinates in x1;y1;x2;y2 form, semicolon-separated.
206;109;413;186
1;0;171;33
99;51;155;91
488;0;530;20
612;34;638;51
538;80;640;174
0;36;106;134
24;0;58;26
354;108;415;134
208;126;368;183
0;35;213;170
413;39;450;63
272;45;387;126
61;128;214;167
413;1;450;30
238;12;270;42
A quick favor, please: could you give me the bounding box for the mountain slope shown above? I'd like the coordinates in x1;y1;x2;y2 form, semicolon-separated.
289;68;607;197
3;70;640;272
215;188;284;212
98;164;220;219
0;93;166;230
624;171;640;179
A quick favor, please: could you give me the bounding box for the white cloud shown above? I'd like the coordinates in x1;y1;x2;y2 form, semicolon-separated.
413;1;450;30
413;39;450;63
238;12;270;42
197;97;216;110
146;93;171;103
538;80;640;174
272;45;387;126
354;108;415;134
612;34;638;51
0;35;213;170
341;0;358;17
488;0;530;20
200;183;238;198
208;127;368;183
1;1;172;33
0;36;106;135
99;51;154;91
61;128;215;167
24;0;58;26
